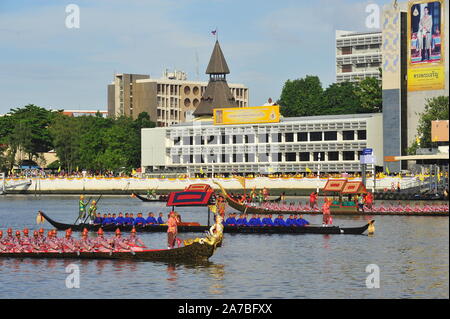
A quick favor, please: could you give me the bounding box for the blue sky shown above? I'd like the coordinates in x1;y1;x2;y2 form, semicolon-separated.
0;0;390;114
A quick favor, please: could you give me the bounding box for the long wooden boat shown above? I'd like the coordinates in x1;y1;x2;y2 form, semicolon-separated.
131;193;168;202
225;197;448;216
38;212;374;235
0;242;215;262
214;182;449;216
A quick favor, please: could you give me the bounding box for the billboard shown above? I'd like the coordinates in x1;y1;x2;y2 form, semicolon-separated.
213;105;280;125
407;0;445;91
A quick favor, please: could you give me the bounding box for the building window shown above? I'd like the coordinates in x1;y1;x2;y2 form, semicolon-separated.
341;46;352;54
247;153;255;162
233;135;243;144
233;154;243;163
258;153;269;162
285;152;296;162
174;137;181;146
343;151;355;161
297;132;308;142
258;134;269;143
221;154;229;163
299;152;310;161
195;154;205;163
221;134;228;144
271;133;282;143
172;155;181;164
357;130;367;140
313;152;325;161
271;153;282;162
195;136;205;145
244;134;255;143
342;64;352;73
183;155;193;164
324;131;337;141
285;133;294;142
310;132;323;142
328;151;339;161
343;130;355;140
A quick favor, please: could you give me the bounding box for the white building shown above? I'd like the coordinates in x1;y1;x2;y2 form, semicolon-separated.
336;30;382;83
141;113;383;176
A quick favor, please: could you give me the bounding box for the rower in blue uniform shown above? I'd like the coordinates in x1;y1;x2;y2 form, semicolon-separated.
262;214;274;226
255;214;263;226
224;213;237;226
157;213;165;224
236;214;248;226
296;214;310;226
146;212;158;225
129;213;136;225
274;214;287;227
93;213;103;225
124;213;133;225
285;215;296;226
102;214;113;226
247;214;257;226
134;213;147;226
115;212;125;225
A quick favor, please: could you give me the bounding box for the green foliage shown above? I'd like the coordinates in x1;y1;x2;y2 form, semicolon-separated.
278;76;324;117
278;76;382;117
354;77;382;113
321;82;361;115
407;96;449;154
1;105;156;172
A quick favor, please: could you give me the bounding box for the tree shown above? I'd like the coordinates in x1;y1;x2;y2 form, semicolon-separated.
278;76;324;117
6;104;56;160
48;113;82;172
407;96;449;154
321;81;361;115
354;77;382;113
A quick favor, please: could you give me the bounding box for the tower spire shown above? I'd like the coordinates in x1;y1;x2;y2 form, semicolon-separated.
193;40;238;117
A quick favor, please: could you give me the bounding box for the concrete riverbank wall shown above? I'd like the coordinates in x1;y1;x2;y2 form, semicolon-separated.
2;176;421;195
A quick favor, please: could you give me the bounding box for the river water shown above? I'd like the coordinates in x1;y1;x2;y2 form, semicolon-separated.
0;195;448;299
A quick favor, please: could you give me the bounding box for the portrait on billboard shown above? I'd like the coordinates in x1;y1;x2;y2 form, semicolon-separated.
409;0;443;65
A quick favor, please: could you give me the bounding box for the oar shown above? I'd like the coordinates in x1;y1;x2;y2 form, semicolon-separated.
73;196;92;225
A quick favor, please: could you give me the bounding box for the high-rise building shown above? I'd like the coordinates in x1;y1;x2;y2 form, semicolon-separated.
381;0;448;172
335;30;382;83
107;69;249;126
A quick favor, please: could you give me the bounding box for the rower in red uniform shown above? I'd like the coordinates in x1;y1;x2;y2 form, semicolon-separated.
12;231;25;253
0;231;10;252
94;228;112;253
79;228;94;252
61;229;77;252
111;229;131;252
126;227;147;252
21;228;33;252
46;230;61;253
30;231;42;252
5;228;14;244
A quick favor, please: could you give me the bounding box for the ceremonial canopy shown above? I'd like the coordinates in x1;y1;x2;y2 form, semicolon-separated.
166;184;214;207
322;180;347;193
322;180;367;194
341;181;367;194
